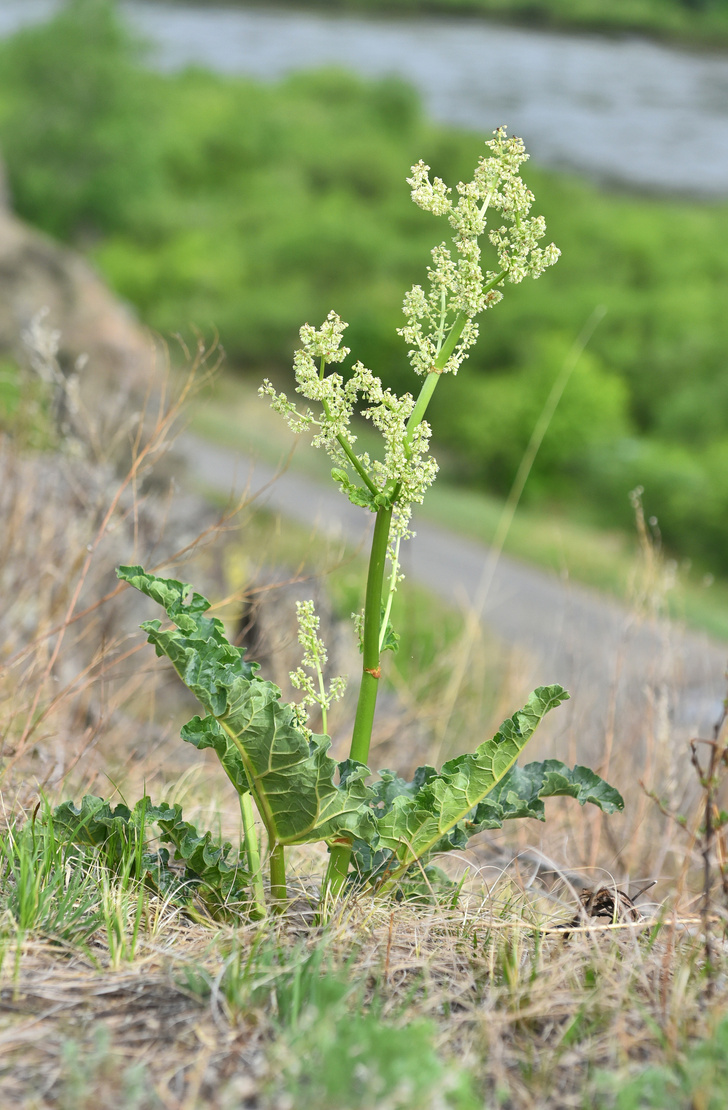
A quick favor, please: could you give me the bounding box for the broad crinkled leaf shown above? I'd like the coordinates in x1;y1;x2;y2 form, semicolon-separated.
150;800;249;897
180;715;251;797
52;795;250;913
117;566;377;847
53;794;137;850
370;688;624;882
118;565;258;707
118;567;256;663
432;758;624;850
349;838;396;885
373;685;571;877
183;708;376;845
347;766;439;885
481;759;624;822
536;761;624;809
366;765;439;812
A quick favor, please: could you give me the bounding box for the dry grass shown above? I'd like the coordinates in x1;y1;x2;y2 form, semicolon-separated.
0;873;723;1109
2;332;728;1109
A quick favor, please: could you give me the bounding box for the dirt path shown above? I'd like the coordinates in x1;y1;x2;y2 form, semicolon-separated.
179;433;727;766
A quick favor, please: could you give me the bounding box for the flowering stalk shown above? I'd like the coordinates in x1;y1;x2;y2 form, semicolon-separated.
289;599;347;735
261;128;560;902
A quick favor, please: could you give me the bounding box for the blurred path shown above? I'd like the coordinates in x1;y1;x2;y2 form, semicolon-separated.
179;433;727;764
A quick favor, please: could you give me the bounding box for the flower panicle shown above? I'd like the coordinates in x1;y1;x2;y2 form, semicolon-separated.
399;126;560;377
260;128;558;552
259;309;438;537
289;599;347;729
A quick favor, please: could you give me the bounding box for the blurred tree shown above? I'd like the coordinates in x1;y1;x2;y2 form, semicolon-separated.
0;0;164;240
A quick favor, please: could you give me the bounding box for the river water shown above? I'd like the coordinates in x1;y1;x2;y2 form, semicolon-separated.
2;0;728;197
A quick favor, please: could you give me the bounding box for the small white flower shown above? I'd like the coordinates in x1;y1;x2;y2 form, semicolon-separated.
407;161;452;215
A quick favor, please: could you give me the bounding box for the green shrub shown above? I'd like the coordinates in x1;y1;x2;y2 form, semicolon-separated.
0;0;164;239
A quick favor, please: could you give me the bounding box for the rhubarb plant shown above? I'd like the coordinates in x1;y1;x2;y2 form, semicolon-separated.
118;129;623;915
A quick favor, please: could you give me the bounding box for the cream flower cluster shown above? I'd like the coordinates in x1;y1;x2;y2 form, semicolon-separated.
259;311;352;445
260;128;558;545
260;312;438;539
289;599;347;729
399;126;560;376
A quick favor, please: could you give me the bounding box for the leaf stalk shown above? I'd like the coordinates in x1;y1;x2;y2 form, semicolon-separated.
239;792;266;919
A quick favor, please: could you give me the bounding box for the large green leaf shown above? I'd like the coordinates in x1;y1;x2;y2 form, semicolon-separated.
464;758;624;837
370;683;608;883
52;794;250;915
351;751;624;889
117;566;376;848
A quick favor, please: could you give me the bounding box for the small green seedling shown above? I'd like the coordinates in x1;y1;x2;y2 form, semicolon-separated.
118;129;623;916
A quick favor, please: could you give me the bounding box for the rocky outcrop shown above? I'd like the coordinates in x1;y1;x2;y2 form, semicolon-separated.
0;199;156;405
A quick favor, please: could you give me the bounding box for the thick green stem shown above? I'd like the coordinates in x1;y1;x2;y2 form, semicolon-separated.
403;273;506;451
239;792;266;919
219;722;287;910
324;504;393;901
404;366;442;450
389;272;509;504
379;534;401;653
320;837;352;912
325;274;510;909
269;842;287;911
350;504;393;764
